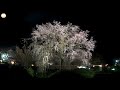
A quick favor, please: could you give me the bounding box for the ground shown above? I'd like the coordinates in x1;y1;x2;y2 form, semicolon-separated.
0;64;120;81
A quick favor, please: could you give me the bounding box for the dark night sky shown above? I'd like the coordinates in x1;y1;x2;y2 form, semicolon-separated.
0;1;120;63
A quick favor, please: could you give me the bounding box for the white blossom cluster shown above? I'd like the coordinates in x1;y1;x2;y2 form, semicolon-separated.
31;21;96;69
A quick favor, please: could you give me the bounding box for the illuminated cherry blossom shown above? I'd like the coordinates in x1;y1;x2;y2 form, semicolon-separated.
31;21;96;71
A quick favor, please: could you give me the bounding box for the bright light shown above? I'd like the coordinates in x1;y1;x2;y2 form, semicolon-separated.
93;65;102;67
77;66;87;69
115;60;119;63
111;68;115;71
0;60;2;63
99;65;102;67
31;64;34;66
11;61;15;65
1;13;6;18
1;53;9;60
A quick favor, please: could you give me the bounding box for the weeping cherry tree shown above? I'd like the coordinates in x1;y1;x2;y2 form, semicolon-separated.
30;21;96;72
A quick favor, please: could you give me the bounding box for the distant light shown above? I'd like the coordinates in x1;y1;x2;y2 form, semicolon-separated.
48;63;53;65
0;60;2;63
111;68;115;71
93;65;102;67
1;13;6;18
77;66;87;69
115;60;119;63
11;61;15;65
31;64;34;66
1;53;9;60
105;64;108;67
99;65;102;67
